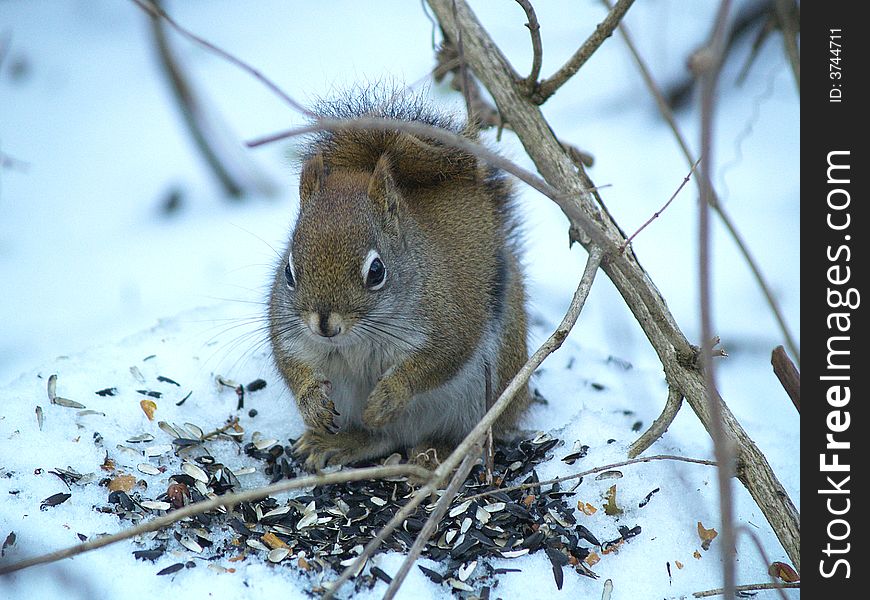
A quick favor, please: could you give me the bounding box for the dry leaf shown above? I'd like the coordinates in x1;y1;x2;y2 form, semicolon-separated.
522;495;535;508
108;474;136;492
769;561;800;582
577;501;598;516
298;556;311;570
693;550;702;559
140;399;157;421
697;522;718;550
675;560;684;569
603;485;623;516
585;551;601;566
261;532;288;550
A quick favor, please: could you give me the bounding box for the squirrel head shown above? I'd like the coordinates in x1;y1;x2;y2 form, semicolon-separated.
273;153;420;347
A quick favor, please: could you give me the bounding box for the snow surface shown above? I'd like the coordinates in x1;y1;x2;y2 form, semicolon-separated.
1;1;799;599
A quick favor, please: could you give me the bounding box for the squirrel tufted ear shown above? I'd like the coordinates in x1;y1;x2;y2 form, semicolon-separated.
368;154;401;218
299;153;326;204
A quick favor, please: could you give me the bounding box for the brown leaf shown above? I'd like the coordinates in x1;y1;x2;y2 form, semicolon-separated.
140;399;157;421
697;522;718;550
585;551;600;566
769;561;800;582
603;485;623;516
108;474;136;492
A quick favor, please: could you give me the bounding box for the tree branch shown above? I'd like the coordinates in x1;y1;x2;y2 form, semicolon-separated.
628;386;684;458
514;0;543;90
0;464;430;576
603;0;800;366
427;0;800;573
534;0;636;103
324;245;604;598
771;345;800;413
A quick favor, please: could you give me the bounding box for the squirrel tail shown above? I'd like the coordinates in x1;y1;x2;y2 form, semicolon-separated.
307;85;484;187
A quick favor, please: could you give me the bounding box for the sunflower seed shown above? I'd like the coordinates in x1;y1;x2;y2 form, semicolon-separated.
181;463;209;483
127;433;155;443
179;537;203;553
458;560;477;581
145;444;173;457
140;500;171;511
449;500;472;518
53;397;86;409
268;547;290;563
137;463;162;476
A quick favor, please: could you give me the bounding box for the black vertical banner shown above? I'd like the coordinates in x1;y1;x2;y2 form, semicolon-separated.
803;2;866;596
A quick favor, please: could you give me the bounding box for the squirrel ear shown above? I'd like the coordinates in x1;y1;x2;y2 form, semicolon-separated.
368;154;400;218
299;154;325;204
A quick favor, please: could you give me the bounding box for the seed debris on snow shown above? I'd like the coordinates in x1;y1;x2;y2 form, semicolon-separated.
28;369;646;596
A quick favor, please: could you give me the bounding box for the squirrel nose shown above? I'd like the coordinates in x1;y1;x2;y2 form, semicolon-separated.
307;311;344;338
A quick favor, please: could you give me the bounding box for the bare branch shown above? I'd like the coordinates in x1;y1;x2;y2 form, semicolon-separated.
463;454;717;503
773;0;800;92
129;0;313;117
534;0;636;103
427;0;799;572
514;0;543;90
149;1;246;198
695;2;737;597
383;449;481;599
628;386;684;458
604;0;800;366
325;245;604;598
693;582;799;598
771;345;800;413
0;464;431;576
621;157;702;251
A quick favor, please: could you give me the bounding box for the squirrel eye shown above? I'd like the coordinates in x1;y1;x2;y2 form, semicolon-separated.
284;256;296;290
363;251;386;290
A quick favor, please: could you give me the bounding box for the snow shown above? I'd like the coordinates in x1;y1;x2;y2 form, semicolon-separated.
1;1;798;599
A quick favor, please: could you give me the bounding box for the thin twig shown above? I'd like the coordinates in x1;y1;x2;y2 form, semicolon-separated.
604;0;800;366
149;0;245;198
621;157;702;251
326;246;605;598
695;2;736;598
383;449;481;599
772;0;800;92
693;582;799;598
429;0;799;572
628;386;684;458
464;454;716;503
0;464;431;576
514;0;543;90
129;0;313;117
770;345;800;413
248;116;610;250
535;0;636;103
736;525;793;600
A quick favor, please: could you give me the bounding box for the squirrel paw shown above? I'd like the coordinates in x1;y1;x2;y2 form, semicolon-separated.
362;377;411;429
296;380;340;433
292;429;386;471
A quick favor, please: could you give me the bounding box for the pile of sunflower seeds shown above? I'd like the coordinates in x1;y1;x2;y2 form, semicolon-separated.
88;428;642;596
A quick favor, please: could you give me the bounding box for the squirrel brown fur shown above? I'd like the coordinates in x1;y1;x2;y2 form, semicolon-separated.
268;90;529;470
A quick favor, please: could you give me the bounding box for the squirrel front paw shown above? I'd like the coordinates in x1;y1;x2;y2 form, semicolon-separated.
362;376;411;428
296;380;340;433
